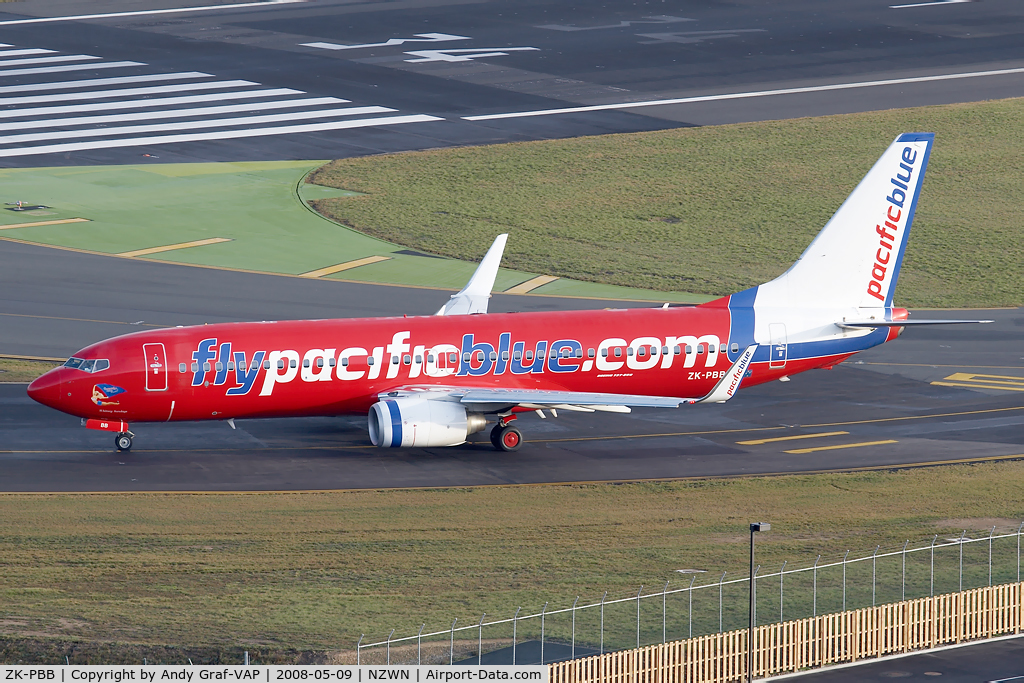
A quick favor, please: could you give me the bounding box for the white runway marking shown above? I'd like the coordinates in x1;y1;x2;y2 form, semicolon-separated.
0;49;56;57
0;115;442;158
0;41;444;157
0;98;350;131
891;0;971;7
302;33;470;51
463;66;1024;120
0;107;398;145
0;61;144;77
0;89;305;119
0;80;259;106
0;72;211;95
0;54;98;67
0;0;306;26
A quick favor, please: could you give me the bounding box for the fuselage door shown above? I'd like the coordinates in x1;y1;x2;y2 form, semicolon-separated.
769;323;787;369
143;343;168;391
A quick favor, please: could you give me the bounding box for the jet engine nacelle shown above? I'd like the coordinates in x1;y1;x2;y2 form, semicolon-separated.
368;397;487;447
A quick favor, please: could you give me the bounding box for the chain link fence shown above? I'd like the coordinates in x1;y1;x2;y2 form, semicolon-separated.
356;523;1024;665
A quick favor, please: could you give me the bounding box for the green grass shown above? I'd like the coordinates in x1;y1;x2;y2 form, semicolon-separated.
310;97;1024;308
0;359;61;383
2;462;1024;662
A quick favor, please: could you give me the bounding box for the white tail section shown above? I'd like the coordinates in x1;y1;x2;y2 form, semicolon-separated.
756;133;933;309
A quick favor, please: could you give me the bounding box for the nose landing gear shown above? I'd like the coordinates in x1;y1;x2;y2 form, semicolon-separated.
489;415;522;452
115;431;134;452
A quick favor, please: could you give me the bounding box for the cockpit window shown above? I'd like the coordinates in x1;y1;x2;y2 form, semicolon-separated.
63;357;110;373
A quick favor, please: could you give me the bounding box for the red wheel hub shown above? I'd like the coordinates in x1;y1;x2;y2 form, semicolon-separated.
502;430;520;448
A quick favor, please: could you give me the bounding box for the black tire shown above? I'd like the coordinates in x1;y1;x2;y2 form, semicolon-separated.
489;424;503;450
116;433;133;452
496;426;522;452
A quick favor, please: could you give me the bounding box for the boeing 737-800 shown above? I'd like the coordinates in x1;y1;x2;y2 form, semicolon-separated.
27;133;989;453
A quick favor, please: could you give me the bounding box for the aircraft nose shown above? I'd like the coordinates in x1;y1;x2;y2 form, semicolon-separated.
27;369;61;409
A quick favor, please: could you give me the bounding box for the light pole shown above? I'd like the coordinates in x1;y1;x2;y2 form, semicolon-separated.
749;522;770;682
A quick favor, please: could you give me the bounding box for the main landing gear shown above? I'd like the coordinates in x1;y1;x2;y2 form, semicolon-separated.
115;431;134;452
489;415;522;452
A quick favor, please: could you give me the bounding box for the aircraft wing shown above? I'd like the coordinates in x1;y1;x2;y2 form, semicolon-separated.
381;345;759;412
435;233;508;316
837;319;993;329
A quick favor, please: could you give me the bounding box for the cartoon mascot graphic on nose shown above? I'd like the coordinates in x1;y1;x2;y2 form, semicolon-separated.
91;383;126;406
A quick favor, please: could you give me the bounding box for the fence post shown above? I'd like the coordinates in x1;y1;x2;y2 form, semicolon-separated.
661;582;669;644
688;575;697;638
959;530;967;593
813;555;821;617
779;561;787;623
990;526;996;587
477;614;485;665
356;634;363;666
902;540;909;602
843;550;850;611
512;607;521;665
635;586;643;648
719;571;727;634
417;624;425;665
872;545;879;607
600;591;607;654
449;618;457;665
386;628;395;665
541;602;549;665
1018;521;1023;583
930;534;938;597
572;597;580;659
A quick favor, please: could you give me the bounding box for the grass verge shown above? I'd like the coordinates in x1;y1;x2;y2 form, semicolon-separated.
0;358;61;383
310;97;1024;308
2;461;1024;661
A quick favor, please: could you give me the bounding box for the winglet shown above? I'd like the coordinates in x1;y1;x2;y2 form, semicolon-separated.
436;233;508;316
698;345;757;404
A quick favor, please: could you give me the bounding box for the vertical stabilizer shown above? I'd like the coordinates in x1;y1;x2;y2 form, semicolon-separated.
756;133;933;309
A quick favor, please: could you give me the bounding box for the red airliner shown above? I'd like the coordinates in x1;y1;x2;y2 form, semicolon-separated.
27;134;988;452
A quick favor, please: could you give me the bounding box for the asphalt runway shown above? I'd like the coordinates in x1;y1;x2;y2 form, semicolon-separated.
0;0;1022;165
2;239;1023;492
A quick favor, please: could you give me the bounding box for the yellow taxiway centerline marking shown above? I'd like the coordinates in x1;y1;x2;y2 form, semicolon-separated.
785;440;898;455
0;312;164;328
118;237;231;258
737;431;849;445
0;353;66;362
0;217;90;230
299;255;391;278
504;274;559;294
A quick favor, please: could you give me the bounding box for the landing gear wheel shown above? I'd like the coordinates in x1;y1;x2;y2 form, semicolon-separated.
495;425;522;452
115;433;133;452
490;424;503;450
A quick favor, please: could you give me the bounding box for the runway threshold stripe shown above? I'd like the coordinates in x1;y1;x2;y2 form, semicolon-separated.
504;275;560;294
0;114;444;157
119;237;232;258
0;107;399;145
0;0;306;26
0;79;258;106
737;431;848;445
784;440;898;454
0;98;351;132
0;72;211;95
0;218;90;230
0;49;55;58
300;255;392;277
0;62;146;78
0;55;99;68
0;89;307;119
463;67;1024;121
